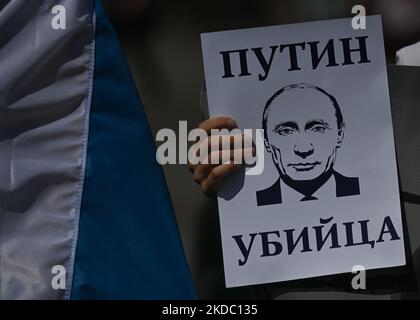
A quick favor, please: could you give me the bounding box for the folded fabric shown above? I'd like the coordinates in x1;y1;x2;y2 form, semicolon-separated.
0;0;196;300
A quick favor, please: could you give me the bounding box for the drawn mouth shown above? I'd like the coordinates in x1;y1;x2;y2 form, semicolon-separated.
289;162;321;172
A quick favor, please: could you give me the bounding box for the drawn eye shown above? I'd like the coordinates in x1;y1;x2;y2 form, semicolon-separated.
276;128;296;136
310;125;327;133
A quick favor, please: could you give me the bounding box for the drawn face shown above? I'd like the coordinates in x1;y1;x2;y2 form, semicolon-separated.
265;88;344;181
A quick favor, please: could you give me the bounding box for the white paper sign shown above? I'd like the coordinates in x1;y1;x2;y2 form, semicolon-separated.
201;16;406;287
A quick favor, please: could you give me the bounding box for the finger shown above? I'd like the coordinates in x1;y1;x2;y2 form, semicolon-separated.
192;148;249;186
201;162;242;196
193;147;255;166
193;148;244;183
198;116;238;134
193;162;219;184
190;134;254;164
205;134;254;151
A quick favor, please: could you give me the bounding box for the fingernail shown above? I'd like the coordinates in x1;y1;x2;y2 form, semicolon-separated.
227;118;238;127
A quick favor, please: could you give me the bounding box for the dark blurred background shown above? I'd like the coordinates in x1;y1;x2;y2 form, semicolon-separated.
101;0;420;299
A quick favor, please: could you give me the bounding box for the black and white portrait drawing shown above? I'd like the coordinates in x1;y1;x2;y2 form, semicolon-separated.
257;83;360;206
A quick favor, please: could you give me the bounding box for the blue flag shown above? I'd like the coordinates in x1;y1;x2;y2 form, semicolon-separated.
0;0;196;300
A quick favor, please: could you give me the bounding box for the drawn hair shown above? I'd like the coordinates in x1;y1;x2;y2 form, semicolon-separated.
262;83;344;139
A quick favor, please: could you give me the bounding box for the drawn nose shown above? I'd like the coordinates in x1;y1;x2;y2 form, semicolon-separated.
294;143;314;159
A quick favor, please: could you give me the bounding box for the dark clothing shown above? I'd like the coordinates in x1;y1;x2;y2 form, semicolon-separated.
256;170;360;206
